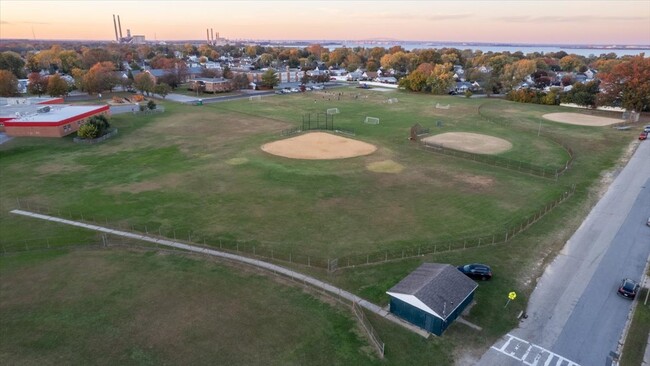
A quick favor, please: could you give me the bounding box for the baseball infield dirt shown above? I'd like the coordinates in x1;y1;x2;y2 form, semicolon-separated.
261;132;377;160
422;132;513;154
542;113;624;126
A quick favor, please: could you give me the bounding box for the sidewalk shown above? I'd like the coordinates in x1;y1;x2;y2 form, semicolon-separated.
10;209;430;339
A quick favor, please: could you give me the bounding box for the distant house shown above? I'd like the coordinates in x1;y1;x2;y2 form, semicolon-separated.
361;71;378;80
374;76;397;84
346;71;363;81
189;77;233;93
584;69;597;79
386;263;478;336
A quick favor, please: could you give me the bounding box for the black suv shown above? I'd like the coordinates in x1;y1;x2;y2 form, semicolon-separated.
457;263;492;280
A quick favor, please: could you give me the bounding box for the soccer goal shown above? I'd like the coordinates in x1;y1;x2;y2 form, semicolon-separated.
249;95;262;101
327;108;340;115
387;98;398;104
364;116;380;125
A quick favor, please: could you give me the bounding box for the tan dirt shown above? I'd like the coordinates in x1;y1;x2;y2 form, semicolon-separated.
422;132;513;154
261;132;377;160
366;160;404;173
542;112;624;126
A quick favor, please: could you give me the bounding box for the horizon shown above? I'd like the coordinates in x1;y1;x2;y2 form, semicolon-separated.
1;0;649;46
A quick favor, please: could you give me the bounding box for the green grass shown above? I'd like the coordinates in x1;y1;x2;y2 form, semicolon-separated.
0;88;639;364
620;290;650;365
0;248;454;365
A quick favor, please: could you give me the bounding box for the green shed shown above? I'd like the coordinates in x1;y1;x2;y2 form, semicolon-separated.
386;263;478;336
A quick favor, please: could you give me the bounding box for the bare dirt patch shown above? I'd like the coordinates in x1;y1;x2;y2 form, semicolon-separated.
35;162;86;175
542;112;624;126
422;132;513;154
366;160;404;173
261;132;377;160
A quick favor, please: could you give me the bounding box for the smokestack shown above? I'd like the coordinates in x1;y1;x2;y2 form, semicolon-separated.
127;29;131;38
217;32;219;40
206;29;210;44
211;28;214;44
118;15;123;39
113;15;119;42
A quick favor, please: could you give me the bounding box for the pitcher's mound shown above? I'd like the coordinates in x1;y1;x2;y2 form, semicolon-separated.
262;132;377;160
542;113;623;126
422;132;512;154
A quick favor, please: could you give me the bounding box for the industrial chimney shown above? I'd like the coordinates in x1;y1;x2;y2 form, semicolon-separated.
112;15;119;42
206;29;210;44
211;28;214;44
117;15;123;39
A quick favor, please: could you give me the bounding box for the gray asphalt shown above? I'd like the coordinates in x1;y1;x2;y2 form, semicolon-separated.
477;140;650;366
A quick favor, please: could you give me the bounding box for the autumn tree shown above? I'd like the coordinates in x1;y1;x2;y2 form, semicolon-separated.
58;50;82;74
561;81;600;108
82;48;113;69
153;83;171;99
500;59;536;91
133;72;155;95
46;73;68;97
27;72;48;96
0;70;19;96
559;55;584;72
0;51;26;78
83;62;117;94
598;55;650;112
261;69;279;89
426;64;455;94
232;74;250;90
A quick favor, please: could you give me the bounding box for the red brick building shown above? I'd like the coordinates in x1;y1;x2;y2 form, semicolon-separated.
2;104;110;138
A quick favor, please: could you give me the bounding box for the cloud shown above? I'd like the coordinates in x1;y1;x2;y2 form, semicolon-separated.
369;12;473;21
1;20;50;25
494;15;647;23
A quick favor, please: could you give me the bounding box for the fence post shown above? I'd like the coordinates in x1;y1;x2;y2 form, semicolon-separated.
492;235;495;245
505;231;508;242
145;225;148;234
308;256;311;267
173;229;176;240
290;253;292;263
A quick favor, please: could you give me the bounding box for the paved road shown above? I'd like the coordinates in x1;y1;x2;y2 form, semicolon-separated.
478;140;650;366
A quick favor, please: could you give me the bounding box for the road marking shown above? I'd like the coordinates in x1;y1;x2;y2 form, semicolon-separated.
490;334;580;366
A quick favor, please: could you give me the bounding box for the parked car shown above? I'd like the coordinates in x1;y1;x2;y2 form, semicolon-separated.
644;125;650;133
617;278;640;299
640;131;648;140
646;216;650;227
457;263;492;280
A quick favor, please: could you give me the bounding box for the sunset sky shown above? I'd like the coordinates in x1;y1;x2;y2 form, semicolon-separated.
1;0;649;45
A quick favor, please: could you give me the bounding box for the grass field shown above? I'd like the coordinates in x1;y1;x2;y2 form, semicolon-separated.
0;86;641;364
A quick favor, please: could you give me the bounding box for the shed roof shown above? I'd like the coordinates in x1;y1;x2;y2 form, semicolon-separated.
387;263;478;320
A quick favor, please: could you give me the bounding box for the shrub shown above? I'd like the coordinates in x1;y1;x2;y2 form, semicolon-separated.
77;123;99;139
147;100;156;110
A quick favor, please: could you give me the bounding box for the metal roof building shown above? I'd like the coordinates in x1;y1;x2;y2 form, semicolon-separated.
386;263;478;336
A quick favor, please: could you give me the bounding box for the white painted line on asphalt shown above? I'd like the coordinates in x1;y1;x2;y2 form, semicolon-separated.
491;334;580;366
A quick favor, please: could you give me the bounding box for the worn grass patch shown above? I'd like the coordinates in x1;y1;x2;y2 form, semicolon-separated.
0;249;384;366
366;160;405;173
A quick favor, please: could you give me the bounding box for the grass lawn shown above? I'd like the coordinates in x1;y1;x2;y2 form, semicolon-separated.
620;289;650;365
0;248;453;366
0;87;640;364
